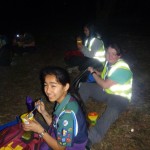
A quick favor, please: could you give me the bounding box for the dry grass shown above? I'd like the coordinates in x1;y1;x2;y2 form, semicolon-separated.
0;29;150;150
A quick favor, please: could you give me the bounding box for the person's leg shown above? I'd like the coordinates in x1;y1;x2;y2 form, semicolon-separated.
78;83;106;149
88;94;129;144
78;82;105;103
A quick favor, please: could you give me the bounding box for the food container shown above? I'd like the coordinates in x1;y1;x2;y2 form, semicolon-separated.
88;112;99;126
20;113;34;124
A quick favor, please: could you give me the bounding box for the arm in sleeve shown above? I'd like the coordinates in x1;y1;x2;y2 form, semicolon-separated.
57;112;75;147
109;68;133;84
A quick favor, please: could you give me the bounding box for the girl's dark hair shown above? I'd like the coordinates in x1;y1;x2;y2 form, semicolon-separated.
71;91;89;127
107;42;123;56
84;23;97;38
40;66;70;86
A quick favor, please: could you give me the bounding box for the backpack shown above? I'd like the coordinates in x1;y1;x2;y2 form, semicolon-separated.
64;50;84;61
0;122;43;150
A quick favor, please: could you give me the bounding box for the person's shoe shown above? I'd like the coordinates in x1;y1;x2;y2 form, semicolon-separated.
85;139;92;150
85;146;91;150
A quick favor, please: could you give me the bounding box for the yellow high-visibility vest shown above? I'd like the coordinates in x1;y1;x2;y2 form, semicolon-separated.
101;59;133;101
85;38;106;64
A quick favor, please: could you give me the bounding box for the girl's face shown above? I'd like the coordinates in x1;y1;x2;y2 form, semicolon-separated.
44;75;69;103
84;26;90;37
106;47;121;64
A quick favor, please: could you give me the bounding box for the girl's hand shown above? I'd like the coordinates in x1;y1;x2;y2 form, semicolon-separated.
35;100;46;114
22;119;44;134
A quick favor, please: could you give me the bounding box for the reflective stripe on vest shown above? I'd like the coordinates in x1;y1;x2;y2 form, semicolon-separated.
101;60;132;101
85;38;106;63
85;38;95;51
93;43;106;63
101;61;108;79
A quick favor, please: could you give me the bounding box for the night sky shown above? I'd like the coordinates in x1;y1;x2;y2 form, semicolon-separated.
0;0;149;35
0;0;93;31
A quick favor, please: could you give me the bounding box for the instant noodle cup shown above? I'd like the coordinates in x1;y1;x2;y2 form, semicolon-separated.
88;112;99;126
20;113;34;124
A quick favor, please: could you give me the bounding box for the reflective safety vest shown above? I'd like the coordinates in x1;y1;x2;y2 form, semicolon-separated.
85;37;106;64
101;59;133;101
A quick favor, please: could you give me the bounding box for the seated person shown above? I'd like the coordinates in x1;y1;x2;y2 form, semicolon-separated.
64;23;106;72
23;66;88;149
78;42;133;149
12;32;36;56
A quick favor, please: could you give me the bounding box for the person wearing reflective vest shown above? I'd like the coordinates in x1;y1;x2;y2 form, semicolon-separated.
78;43;133;148
83;35;106;64
64;23;106;75
77;23;106;71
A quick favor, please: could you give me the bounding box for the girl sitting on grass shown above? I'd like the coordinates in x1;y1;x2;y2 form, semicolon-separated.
22;66;88;150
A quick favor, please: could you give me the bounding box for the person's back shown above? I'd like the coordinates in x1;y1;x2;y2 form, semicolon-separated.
64;23;106;75
81;23;105;63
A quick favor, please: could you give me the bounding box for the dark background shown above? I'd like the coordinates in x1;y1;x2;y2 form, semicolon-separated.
0;0;149;36
0;1;150;149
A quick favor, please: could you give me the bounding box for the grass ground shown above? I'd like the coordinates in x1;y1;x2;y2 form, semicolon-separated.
0;25;150;150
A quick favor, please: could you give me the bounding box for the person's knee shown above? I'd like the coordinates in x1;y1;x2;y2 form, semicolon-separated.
88;127;103;144
78;83;86;93
78;83;89;102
